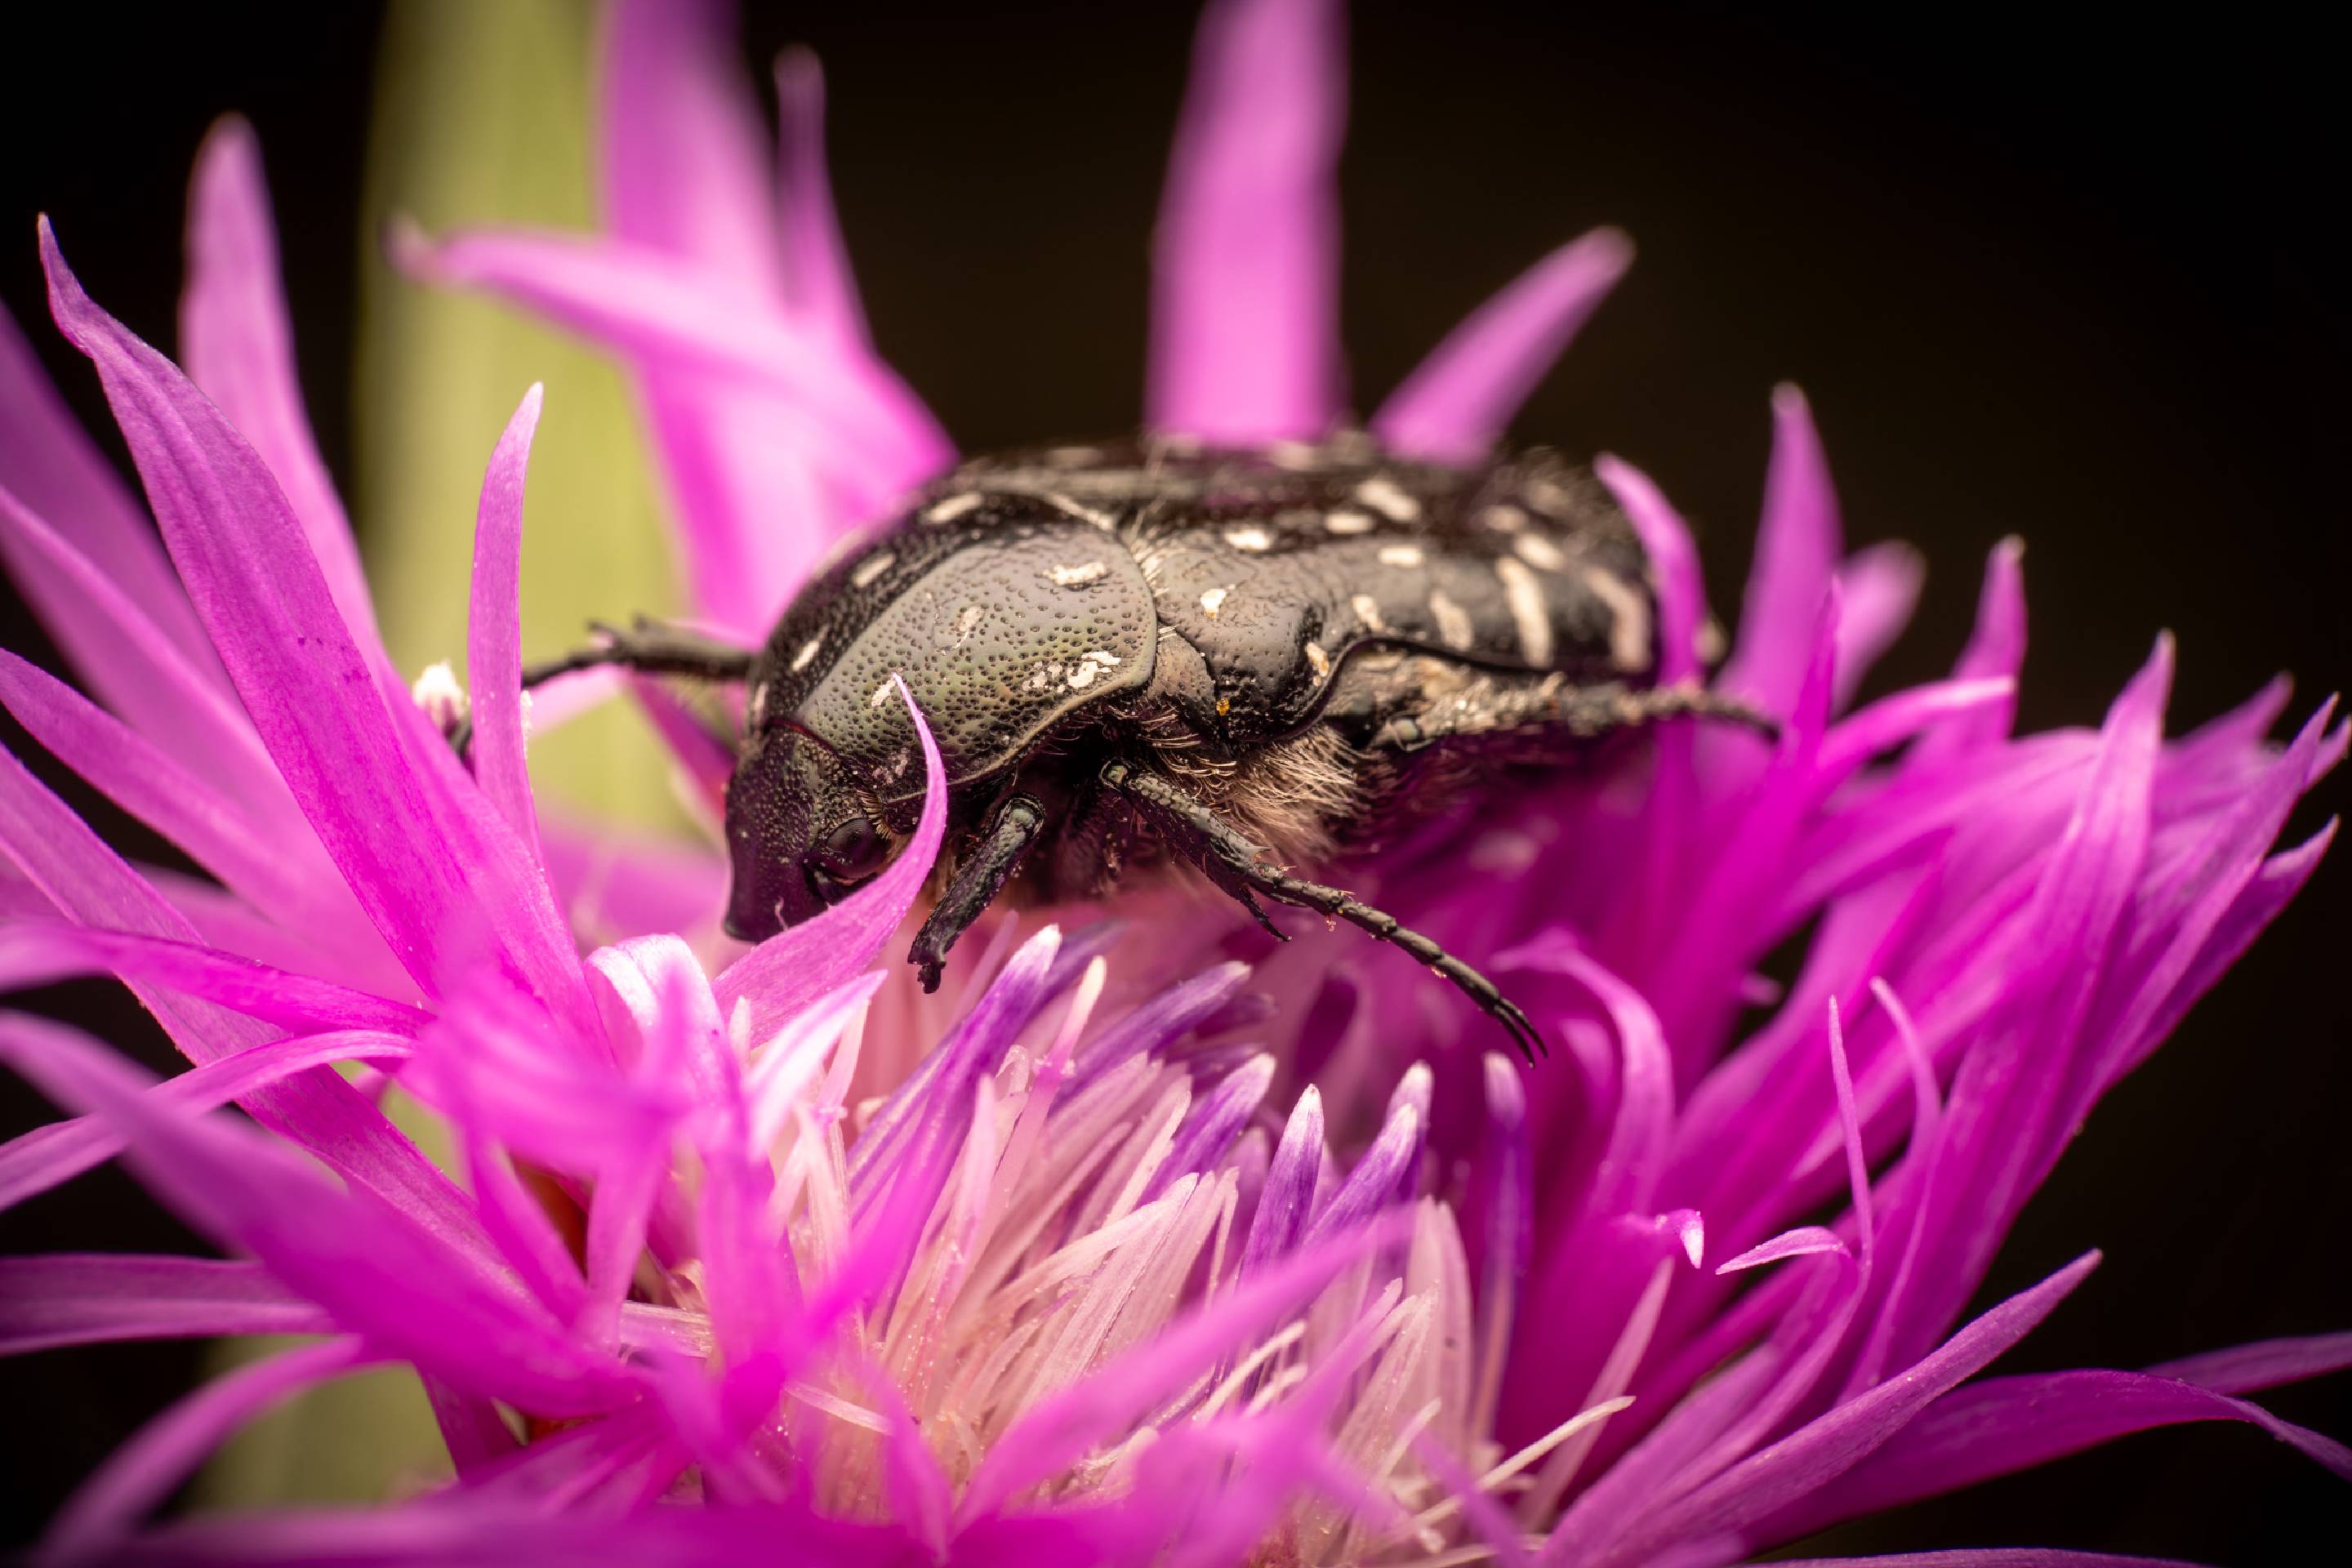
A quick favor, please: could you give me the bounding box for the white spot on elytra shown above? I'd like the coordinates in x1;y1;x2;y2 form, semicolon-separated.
1513;532;1568;572
1027;663;1059;692
1351;594;1388;635
1429;589;1474;651
1047;560;1107;588
850;550;896;587
924;492;983;525
1225;525;1273;552
1068;652;1119;690
1200;586;1230;619
747;680;771;725
952;605;984;646
1580;567;1654;671
1045;444;1100;466
1267;439;1321;470
1304;641;1331;678
1085;648;1120;666
1481;504;1528;532
869;680;895;709
1378;544;1424;568
791;635;823;672
1323;509;1376;535
1355;475;1421;522
1495;555;1554;666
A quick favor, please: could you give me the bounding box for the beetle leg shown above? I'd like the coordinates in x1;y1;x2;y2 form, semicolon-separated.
909;793;1049;992
1098;760;1542;1062
1370;675;1775;752
448;620;755;759
519;617;756;693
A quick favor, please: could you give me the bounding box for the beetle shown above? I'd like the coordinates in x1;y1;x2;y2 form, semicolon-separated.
514;433;1766;1062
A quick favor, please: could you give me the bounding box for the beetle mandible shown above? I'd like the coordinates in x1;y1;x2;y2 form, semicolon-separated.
511;434;1766;1062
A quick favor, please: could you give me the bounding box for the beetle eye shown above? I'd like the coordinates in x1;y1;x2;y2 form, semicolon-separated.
815;816;890;884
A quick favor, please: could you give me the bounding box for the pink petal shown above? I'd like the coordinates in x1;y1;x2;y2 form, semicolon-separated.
0;756;481;1250
1601;1253;2101;1563
1148;0;1347;442
0;648;380;956
773;47;870;345
0;483;283;817
2148;1331;2352;1395
714;683;947;1040
1884;644;2167;1360
1714;1226;1846;1274
1768;1555;2202;1568
958;1209;1410;1523
466;384;546;853
1152;1053;1273;1194
539;817;729;946
1815;677;2016;786
1721;385;1842;711
180;117;377;644
42;224;586;1033
0;921;431;1036
1374;228;1635;462
847;926;1065;1208
0;1027;411;1214
628;672;736;814
1759;1365;2352;1544
0;1255;331;1353
0;1013;631;1414
0;301;216;674
420;1373;521;1477
1303;1092;1419;1241
462;1137;593;1334
597;0;786;294
45;1335;379;1555
1913;537;2029;767
1832;540;1927;710
1071;958;1253;1089
1241;1082;1325;1276
595;0;875;632
393;225;948;505
1595;454;1706;685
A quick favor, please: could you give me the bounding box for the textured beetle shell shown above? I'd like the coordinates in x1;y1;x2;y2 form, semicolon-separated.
745;436;1656;843
750;497;1158;820
933;438;1655;747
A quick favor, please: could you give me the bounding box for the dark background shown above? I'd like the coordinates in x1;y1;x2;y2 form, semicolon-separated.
1;0;2343;1557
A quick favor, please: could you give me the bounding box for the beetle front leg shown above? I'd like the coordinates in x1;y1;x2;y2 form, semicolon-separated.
908;793;1049;992
448;619;756;760
518;617;756;693
1098;760;1543;1062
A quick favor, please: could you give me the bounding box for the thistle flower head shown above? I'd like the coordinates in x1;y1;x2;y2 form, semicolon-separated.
1;1;2346;1564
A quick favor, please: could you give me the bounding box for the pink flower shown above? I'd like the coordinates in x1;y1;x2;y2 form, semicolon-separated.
0;1;2344;1564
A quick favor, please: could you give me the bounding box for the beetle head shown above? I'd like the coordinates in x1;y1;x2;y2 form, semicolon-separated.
721;724;898;942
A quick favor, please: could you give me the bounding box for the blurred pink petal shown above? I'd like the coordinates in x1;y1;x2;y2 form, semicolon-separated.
773;47;869;345
182;117;378;645
0;303;217;675
47;1335;379;1554
1149;0;1346;441
1374;228;1635;462
0;1255;332;1353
